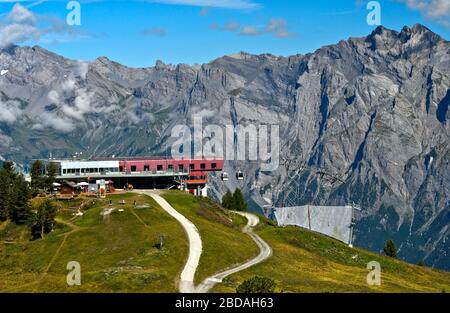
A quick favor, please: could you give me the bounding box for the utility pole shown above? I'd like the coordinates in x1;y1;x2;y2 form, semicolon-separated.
158;234;165;250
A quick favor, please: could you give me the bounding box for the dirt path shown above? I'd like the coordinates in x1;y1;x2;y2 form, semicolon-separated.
195;212;272;293
139;191;272;293
140;191;202;293
3;218;81;292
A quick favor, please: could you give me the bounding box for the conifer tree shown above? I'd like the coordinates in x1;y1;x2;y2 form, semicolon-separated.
383;239;397;258
45;162;58;192
0;162;16;221
30;160;44;194
9;175;32;224
222;191;234;210
31;199;57;239
233;188;248;212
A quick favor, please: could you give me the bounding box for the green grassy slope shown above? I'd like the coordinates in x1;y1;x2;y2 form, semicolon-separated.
161;191;260;284
0;191;259;292
0;193;188;292
212;216;450;293
1;192;449;293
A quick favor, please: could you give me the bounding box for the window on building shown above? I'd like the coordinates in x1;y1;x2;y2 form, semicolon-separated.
211;163;217;169
144;165;150;171
190;164;195;170
178;164;184;171
168;165;174;171
157;165;163;171
200;163;206;169
131;166;137;172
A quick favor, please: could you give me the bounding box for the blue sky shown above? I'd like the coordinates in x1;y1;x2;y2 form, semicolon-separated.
0;0;449;67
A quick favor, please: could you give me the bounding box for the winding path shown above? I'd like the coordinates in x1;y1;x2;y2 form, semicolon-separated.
141;191;202;293
196;212;272;292
140;191;272;293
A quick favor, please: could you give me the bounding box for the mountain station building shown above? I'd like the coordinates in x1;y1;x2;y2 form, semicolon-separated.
48;157;224;197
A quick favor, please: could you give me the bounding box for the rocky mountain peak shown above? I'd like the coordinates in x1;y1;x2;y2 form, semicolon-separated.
0;25;449;270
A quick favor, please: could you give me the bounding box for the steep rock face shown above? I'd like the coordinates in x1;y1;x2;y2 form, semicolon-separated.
0;25;448;269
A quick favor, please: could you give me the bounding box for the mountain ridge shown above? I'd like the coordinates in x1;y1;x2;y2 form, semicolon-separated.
0;24;449;270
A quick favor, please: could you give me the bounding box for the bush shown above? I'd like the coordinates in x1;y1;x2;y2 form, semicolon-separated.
236;276;277;293
383;239;397;258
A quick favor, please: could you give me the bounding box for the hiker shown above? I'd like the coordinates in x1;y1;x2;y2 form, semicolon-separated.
133;200;137;207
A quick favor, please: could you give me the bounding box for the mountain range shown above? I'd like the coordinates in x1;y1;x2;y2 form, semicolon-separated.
0;24;448;270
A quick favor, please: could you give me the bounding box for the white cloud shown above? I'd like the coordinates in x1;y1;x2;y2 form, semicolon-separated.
265;18;291;38
240;25;260;36
7;2;37;24
150;0;260;9
62;79;76;92
0;20;40;48
48;90;60;104
213;18;295;38
209;21;241;31
61;88;94;120
0;3;80;48
400;0;450;26
76;61;89;79
34;111;75;132
0;132;12;148
0;100;23;123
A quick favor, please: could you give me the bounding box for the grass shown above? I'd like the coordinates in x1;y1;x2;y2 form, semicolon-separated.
161;191;260;284
211;215;450;293
0;193;188;292
0;191;260;292
1;191;449;293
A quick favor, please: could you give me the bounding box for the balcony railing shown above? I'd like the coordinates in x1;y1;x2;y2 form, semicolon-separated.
57;169;190;179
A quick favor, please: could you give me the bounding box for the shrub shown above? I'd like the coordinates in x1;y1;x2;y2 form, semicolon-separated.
383;239;397;258
236;276;277;293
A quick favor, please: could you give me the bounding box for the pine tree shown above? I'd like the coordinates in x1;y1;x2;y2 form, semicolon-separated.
30;160;44;195
0;162;16;221
2;161;16;180
9;175;32;224
233;188;248;212
222;191;234;210
45;162;58;192
383;239;397;258
0;168;8;221
0;161;32;224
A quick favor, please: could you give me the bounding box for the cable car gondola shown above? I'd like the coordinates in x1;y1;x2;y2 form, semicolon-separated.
221;172;229;181
236;170;244;180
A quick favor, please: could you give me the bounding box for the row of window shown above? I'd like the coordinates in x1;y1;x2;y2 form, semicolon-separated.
61;163;218;175
62;168;120;175
123;163;217;172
